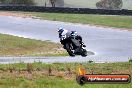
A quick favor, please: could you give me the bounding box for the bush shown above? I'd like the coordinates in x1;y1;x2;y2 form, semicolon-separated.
129;59;132;62
96;0;123;10
88;60;94;63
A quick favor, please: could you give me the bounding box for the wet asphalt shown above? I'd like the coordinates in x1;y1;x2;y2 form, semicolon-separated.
0;16;132;63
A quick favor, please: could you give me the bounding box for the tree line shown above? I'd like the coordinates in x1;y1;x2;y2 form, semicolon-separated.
0;0;124;10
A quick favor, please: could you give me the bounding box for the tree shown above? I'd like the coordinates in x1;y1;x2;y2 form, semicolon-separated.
49;0;64;7
0;0;5;2
96;0;123;10
50;0;56;7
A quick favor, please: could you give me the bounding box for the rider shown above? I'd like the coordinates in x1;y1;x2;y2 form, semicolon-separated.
58;27;86;53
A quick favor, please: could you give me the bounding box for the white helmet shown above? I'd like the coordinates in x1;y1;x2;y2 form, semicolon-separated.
58;27;64;34
58;27;68;35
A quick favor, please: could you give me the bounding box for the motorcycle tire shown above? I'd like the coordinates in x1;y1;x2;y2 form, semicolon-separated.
65;43;75;57
81;49;87;57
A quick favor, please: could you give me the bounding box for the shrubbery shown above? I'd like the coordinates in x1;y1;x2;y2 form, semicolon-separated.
96;0;123;10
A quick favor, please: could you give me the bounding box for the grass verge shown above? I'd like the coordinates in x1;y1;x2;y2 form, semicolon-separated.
0;62;131;88
31;12;132;29
1;11;132;29
0;33;67;56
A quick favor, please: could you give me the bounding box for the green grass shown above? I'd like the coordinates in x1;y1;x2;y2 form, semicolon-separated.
19;11;132;29
0;33;67;56
0;62;132;74
0;77;131;88
0;62;132;88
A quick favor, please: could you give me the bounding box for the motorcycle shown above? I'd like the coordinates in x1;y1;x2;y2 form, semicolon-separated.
60;34;87;57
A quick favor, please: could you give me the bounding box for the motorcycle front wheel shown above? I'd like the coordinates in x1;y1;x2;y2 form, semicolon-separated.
65;43;75;57
81;49;87;57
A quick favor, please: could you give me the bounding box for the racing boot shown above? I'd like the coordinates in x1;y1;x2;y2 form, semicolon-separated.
81;42;86;47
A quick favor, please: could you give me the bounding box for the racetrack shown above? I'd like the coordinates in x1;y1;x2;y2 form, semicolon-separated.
0;16;132;63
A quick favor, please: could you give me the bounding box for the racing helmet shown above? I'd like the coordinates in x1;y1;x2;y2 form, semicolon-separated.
71;31;77;36
58;27;69;39
58;27;64;34
58;27;68;35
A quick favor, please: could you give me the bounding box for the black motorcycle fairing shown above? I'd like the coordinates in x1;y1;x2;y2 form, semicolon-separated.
60;37;80;49
60;36;87;57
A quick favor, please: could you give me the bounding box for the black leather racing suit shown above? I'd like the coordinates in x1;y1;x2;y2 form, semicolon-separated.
59;31;84;54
